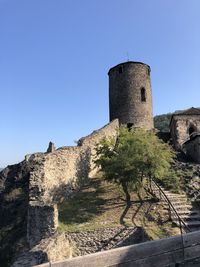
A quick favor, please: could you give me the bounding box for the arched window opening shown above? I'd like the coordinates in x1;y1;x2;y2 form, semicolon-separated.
118;66;123;74
141;87;146;102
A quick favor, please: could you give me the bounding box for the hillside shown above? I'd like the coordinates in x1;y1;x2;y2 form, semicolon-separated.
154;113;172;132
154;107;200;132
58;175;180;256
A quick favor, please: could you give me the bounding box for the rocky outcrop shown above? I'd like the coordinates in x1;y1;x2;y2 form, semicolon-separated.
0;161;32;266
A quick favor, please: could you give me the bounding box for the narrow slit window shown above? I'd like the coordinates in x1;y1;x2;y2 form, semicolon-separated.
141;87;146;102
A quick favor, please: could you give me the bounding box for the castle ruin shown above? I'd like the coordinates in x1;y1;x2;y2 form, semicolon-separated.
1;61;200;266
170;107;200;163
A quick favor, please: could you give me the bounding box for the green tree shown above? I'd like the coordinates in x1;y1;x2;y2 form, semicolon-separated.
94;127;175;206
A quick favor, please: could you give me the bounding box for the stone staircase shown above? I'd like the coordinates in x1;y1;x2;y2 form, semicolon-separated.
151;184;200;231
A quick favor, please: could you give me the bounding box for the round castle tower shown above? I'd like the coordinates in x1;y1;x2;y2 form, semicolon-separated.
108;61;154;130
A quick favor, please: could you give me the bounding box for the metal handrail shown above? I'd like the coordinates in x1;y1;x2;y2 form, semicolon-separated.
150;178;191;234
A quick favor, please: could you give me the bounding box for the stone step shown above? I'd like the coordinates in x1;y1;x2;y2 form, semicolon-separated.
184;221;200;226
169;203;189;207
165;194;186;198
162;200;188;205
163;195;186;199
176;210;200;216
164;205;193;211
152;191;187;199
152;184;200;231
172;205;193;210
172;215;200;221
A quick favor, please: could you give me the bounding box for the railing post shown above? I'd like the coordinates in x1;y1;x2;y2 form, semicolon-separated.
159;189;161;200
150;178;152;192
168;204;171;220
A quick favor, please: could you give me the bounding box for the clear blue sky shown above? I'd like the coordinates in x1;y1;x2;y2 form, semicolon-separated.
0;0;200;167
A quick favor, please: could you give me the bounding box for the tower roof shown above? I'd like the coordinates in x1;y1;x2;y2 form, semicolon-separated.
108;61;151;75
174;107;200;116
170;107;200;126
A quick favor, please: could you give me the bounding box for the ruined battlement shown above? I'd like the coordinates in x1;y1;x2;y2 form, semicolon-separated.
26;119;119;247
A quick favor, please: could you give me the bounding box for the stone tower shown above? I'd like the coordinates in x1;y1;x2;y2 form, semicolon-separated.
108;61;154;129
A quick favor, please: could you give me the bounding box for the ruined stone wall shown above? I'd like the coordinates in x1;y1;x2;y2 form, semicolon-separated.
28;119;119;206
12;233;72;267
27;205;58;248
78;119;119;176
28;147;88;205
0;119;119;264
27;119;119;247
183;135;200;163
170;115;200;150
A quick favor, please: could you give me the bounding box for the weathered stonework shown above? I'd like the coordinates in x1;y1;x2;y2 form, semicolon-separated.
27;205;58;248
27;119;119;247
0;119;119;264
108;61;153;129
46;142;56;153
169;108;200;163
12;233;72;267
183;135;200;163
170;115;200;150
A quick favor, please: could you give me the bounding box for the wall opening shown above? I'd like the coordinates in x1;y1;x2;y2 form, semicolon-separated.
127;123;133;131
141;87;146;102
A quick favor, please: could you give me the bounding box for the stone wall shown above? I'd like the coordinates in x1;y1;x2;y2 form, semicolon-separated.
27;205;58;248
28;147;88;205
28;119;119;206
183;135;200;163
170;115;200;150
0;119;119;264
12;233;72;267
27;119;119;247
78;119;119;176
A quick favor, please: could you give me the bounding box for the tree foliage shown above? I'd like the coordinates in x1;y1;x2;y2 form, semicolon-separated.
94;127;175;205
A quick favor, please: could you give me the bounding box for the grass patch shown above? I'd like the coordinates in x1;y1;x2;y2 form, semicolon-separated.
58;176;180;239
58;178;125;232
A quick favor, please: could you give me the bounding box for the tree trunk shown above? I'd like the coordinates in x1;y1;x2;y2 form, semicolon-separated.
137;191;143;203
122;182;131;207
